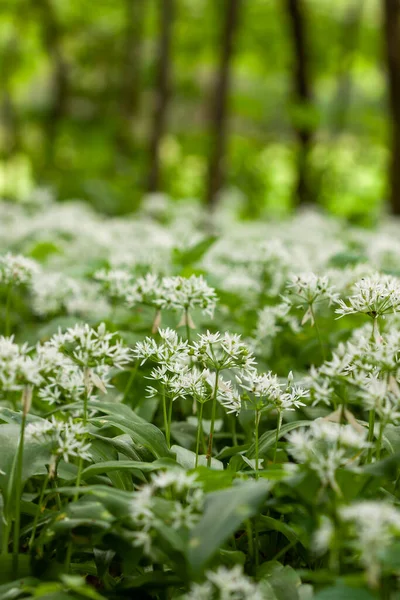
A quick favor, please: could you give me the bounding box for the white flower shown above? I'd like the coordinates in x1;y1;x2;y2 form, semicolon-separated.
287;419;369;489
184;565;264;600
30;272;82;317
286;273;338;316
340;501;400;586
0;337;42;392
25;417;91;463
48;322;132;369
151;470;199;493
335;273;400;319
239;371;308;411
94;268;136;303
191;331;257;373
0;253;40;287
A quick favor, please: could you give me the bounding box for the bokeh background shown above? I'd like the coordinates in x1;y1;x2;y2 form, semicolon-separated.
0;0;398;221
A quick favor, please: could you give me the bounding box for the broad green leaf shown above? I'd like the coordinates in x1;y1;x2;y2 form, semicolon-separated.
173;236;217;266
82;458;179;479
171;444;223;470
0;554;32;584
247;421;311;457
89;401;170;458
258;561;301;600
313;585;376;600
258;515;300;545
188;479;270;576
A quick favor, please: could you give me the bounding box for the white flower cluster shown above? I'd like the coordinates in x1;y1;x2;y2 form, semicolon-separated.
336;274;400;319
96;271;217;320
339;501;400;586
287;419;369;491
253;301;300;356
191;331;257;374
30;272;83;317
240;370;308;412
136;329;245;414
285;273;338;325
0;336;42;392
184;565;265;600
25;417;91;463
130;471;204;556
0;253;39;287
47;322;132;369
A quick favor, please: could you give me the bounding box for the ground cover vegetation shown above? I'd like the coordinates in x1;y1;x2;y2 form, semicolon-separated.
0;195;400;599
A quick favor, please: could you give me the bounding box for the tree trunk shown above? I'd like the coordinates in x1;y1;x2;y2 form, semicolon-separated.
205;0;241;209
147;0;174;192
285;0;314;205
36;0;69;163
330;0;364;135
383;0;400;215
117;0;146;154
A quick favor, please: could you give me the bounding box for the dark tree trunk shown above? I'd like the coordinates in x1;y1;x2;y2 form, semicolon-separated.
285;0;314;205
205;0;241;209
147;0;174;192
117;0;146;154
383;0;400;215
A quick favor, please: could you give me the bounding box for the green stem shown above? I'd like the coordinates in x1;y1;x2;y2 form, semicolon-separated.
367;409;376;464
167;396;173;447
246;520;255;573
255;409;260;479
207;370;220;467
231;414;238;446
195;402;204;468
12;409;27;576
310;304;325;361
376;420;385;461
29;470;50;550
185;308;191;343
273;410;282;463
122;362;139;405
66;384;89;572
162;389;169;447
5;285;12;336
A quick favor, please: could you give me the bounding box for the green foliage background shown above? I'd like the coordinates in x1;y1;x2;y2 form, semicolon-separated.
0;0;387;219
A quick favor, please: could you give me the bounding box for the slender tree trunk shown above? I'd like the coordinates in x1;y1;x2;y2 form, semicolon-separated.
285;0;314;205
147;0;174;192
205;0;241;209
0;38;20;160
117;0;146;154
314;0;364;202
331;0;364;135
383;0;400;215
36;0;69;163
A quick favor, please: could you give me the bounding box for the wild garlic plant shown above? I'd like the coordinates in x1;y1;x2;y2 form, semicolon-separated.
4;199;400;597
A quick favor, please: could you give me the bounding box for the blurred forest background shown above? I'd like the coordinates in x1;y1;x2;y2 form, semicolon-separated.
1;0;399;221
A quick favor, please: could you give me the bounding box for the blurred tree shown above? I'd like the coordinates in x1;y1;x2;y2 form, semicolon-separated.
117;0;146;155
35;0;69;167
147;0;174;192
383;0;400;214
285;0;314;205
205;0;241;208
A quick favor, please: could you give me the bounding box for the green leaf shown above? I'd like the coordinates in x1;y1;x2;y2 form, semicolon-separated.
89;401;170;458
257;561;301;600
171;445;223;470
247;421;311;457
188;479;270;576
82;458;179;479
0;554;32;584
313;585;376;600
173;236;217;266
